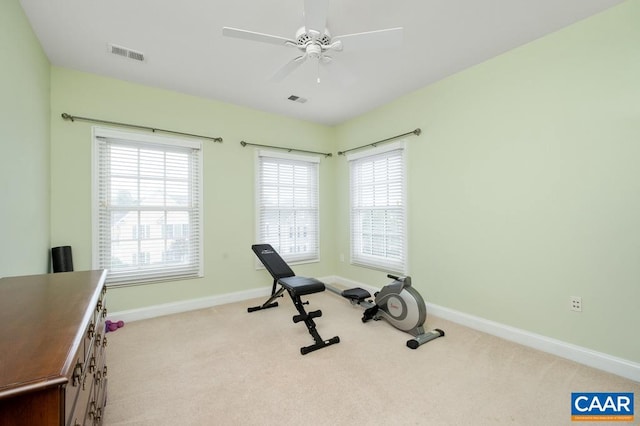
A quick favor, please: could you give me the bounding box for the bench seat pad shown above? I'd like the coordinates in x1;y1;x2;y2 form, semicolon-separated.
278;276;325;296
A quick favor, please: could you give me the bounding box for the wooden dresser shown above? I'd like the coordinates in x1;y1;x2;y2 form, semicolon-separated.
0;270;108;426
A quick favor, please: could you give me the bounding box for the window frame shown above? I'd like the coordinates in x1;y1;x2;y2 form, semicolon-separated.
255;149;321;265
347;140;407;274
91;126;204;287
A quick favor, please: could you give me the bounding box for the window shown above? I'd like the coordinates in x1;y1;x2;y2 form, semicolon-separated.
256;150;319;263
132;224;151;240
348;141;406;273
92;128;203;286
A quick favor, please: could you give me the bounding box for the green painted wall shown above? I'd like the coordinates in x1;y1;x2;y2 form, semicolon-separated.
50;68;337;312
0;0;51;277
8;0;638;365
335;1;640;362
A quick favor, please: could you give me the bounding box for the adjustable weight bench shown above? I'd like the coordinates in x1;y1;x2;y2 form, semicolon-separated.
249;244;340;355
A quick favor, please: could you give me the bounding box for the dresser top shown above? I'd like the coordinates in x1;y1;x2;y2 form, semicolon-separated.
0;270;107;399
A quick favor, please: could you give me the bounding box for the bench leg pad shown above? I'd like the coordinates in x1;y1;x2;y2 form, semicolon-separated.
289;291;339;355
301;336;340;355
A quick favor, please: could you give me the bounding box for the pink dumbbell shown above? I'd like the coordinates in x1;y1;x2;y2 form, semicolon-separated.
105;320;125;332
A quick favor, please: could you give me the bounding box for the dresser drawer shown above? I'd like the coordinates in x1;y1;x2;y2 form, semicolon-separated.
83;361;108;426
0;270;108;426
65;283;109;426
64;348;84;423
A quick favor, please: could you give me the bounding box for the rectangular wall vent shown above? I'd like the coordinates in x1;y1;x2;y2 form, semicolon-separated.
108;43;145;62
287;95;307;104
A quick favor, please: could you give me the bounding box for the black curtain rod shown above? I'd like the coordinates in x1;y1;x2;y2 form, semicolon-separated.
337;128;421;156
240;141;332;157
61;113;223;143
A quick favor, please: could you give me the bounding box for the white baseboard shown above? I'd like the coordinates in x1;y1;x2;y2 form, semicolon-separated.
109;275;640;383
108;287;271;323
427;303;640;383
109;276;336;323
329;276;640;383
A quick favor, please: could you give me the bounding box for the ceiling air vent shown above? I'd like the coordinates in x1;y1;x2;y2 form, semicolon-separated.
287;95;307;104
108;43;145;62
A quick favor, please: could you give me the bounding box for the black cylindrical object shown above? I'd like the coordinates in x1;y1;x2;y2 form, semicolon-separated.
51;246;74;273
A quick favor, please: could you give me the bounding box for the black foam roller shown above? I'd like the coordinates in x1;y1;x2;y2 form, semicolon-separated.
52;246;74;273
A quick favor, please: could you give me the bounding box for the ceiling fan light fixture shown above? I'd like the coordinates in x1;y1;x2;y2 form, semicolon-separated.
306;44;322;59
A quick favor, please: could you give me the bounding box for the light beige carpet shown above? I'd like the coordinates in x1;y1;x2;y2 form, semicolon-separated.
103;291;639;425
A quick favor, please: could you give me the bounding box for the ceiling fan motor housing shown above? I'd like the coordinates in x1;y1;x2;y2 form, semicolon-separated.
295;26;331;46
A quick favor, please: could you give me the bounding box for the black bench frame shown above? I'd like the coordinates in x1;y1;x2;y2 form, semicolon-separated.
250;244;340;355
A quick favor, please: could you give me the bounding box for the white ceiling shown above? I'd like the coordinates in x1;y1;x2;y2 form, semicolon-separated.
19;0;624;126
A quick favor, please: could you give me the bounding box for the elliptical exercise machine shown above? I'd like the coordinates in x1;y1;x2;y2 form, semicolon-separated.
326;275;444;349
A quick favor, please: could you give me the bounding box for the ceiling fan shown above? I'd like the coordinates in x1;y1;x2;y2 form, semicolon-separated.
222;0;403;83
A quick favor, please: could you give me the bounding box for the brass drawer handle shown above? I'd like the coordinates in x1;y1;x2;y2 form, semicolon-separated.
87;322;95;339
89;355;96;373
72;361;82;386
103;365;108;377
96;300;102;312
103;336;108;348
88;401;96;420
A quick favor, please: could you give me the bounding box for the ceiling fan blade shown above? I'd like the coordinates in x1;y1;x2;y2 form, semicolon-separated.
270;55;307;82
222;27;295;47
303;0;329;34
333;27;403;51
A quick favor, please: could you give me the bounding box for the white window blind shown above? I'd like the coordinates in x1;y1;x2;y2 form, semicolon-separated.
257;150;320;263
93;128;203;286
348;141;406;273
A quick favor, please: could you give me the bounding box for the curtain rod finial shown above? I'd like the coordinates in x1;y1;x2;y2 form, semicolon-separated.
414;128;422;136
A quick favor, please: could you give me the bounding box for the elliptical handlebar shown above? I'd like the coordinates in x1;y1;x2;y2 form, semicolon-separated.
387;274;412;288
387;274;410;282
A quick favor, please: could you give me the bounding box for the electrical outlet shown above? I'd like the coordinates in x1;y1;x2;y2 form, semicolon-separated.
570;296;582;312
